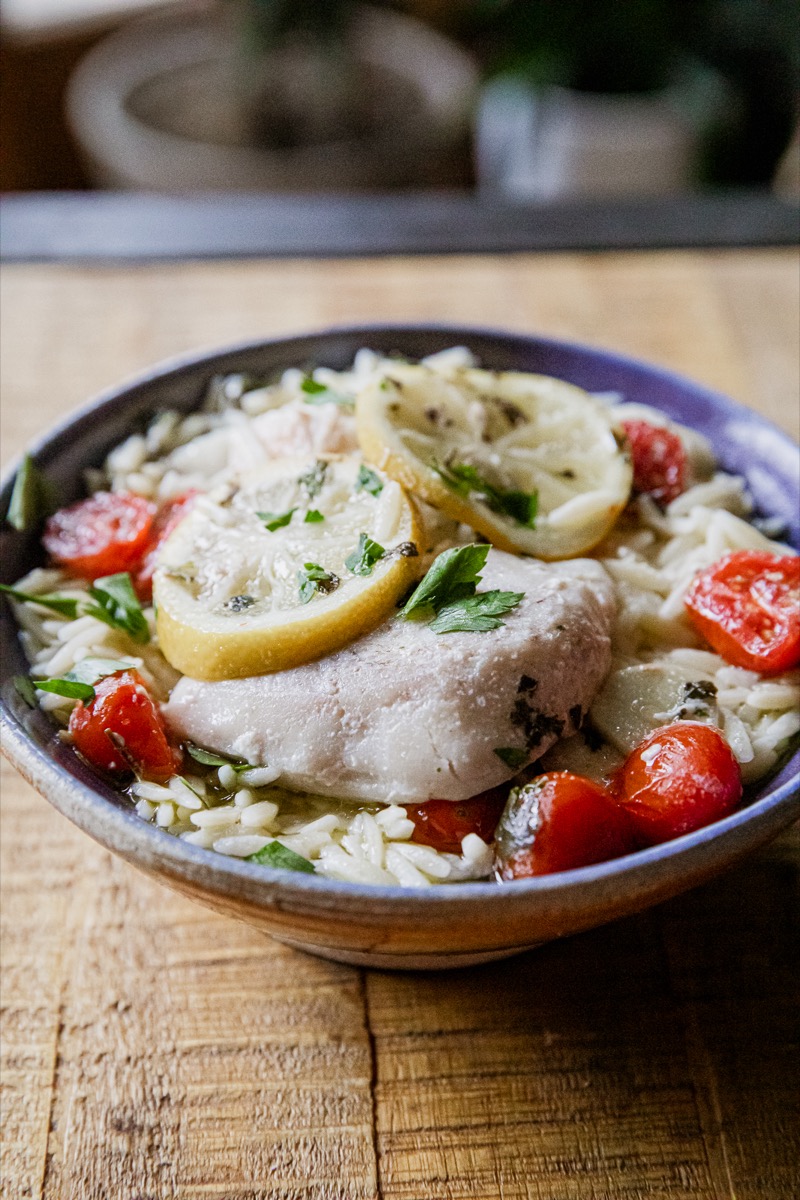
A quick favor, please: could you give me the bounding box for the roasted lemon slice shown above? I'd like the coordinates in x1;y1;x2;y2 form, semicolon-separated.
356;364;632;559
153;455;421;680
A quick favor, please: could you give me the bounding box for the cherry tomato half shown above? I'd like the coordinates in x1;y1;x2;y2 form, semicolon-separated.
43;491;156;581
685;550;800;674
613;723;742;847
134;490;198;601
69;670;179;781
494;772;634;879
621;419;687;506
406;786;509;855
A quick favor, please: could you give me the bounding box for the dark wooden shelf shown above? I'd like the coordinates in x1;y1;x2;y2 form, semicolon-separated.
2;189;798;261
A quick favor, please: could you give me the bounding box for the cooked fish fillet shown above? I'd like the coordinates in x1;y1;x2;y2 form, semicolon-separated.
164;551;615;804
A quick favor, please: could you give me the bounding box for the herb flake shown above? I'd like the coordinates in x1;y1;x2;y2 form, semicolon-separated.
493;747;529;770
247;840;315;874
345;533;385;577
300;377;353;408
355;465;383;497
298;460;328;499
304;509;324;523
257;509;295;532
401;543;489;619
297;563;339;605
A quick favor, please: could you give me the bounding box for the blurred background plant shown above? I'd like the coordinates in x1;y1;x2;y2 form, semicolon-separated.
1;0;797;193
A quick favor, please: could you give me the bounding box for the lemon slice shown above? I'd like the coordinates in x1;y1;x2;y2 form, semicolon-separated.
153;455;421;680
356;364;632;559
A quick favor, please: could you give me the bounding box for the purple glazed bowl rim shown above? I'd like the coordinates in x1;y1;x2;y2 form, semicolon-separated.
1;323;798;924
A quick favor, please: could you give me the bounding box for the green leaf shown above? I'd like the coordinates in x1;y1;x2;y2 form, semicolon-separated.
0;584;79;619
34;677;96;701
401;544;489;619
5;454;57;532
186;744;237;768
345;533;385;577
297;562;339;605
433;461;538;528
300;377;353;408
304;509;324;523
247;840;315;874
429;590;524;634
13;675;38;707
26;655;138;704
298;460;328;499
355;464;383;497
85;573;150;644
65;656;137;685
257;508;295;531
493;746;529;770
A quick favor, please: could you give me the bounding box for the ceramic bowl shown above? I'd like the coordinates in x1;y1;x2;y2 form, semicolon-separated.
2;326;798;969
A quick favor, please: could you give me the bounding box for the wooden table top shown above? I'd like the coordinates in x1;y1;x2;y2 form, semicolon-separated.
1;248;798;1200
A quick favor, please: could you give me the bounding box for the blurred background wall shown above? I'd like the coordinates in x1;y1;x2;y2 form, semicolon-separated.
1;0;798;195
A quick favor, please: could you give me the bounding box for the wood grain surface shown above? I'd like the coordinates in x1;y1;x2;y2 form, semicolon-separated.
1;249;798;1200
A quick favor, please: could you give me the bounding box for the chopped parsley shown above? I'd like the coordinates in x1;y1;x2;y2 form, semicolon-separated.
300;377;353;408
5;453;57;532
84;573;150;644
0;584;79;619
247;840;315;873
185;743;256;773
257;508;295;531
493;747;529;770
400;543;524;635
304;509;324;523
355;464;383;497
433;460;537;528
429;590;523;634
345;533;385;577
298;460;328;498
297;563;339;605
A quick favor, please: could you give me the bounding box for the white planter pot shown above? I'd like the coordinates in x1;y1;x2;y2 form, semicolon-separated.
476;77;715;199
67;3;477;191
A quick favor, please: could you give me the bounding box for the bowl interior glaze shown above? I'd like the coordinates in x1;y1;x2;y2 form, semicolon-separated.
2;325;798;970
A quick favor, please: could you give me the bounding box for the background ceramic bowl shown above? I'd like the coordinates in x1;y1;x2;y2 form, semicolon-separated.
2;326;798;969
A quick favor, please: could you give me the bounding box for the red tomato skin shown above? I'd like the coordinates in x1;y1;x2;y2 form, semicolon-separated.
406;786;508;855
496;772;635;879
43;492;156;580
134;490;198;601
685;551;800;674
69;670;179;781
613;723;742;847
621;419;687;506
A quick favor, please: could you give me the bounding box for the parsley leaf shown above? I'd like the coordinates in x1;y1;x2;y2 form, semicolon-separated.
433;461;538;528
5;453;57;532
0;583;79;619
300;377;353;408
257;508;295;531
298;461;328;498
304;509;324;523
345;533;385;576
247;841;315;873
297;563;339;605
355;465;383;497
84;573;150;644
185;743;265;774
429;590;524;634
401;544;489;619
493;746;529;770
